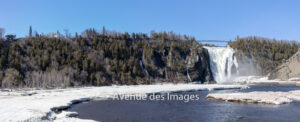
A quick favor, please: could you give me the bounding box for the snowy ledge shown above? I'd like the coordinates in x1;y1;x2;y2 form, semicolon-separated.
206;90;300;105
0;84;247;122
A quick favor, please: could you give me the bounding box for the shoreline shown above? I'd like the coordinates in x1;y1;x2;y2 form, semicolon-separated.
69;85;300;122
0;84;247;122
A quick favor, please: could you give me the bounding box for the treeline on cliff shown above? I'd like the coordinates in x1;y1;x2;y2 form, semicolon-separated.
0;28;213;88
229;36;299;75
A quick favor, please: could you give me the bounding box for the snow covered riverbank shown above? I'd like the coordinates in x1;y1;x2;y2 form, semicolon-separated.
207;90;300;105
0;84;247;122
233;76;300;85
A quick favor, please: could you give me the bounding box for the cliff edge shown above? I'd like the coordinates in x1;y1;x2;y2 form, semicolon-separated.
269;48;300;80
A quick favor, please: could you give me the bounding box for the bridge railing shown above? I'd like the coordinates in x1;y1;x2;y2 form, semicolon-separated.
197;40;231;42
197;40;231;47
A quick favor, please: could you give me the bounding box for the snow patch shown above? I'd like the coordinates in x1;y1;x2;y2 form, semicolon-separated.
207;90;300;105
233;76;300;85
288;77;300;81
54;111;96;122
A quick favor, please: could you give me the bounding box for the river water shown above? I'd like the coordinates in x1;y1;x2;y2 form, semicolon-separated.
69;85;300;122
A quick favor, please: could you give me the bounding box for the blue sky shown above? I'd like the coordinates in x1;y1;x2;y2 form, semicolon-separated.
0;0;300;41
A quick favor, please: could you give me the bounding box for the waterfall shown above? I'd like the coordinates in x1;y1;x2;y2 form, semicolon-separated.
186;60;192;82
204;46;238;83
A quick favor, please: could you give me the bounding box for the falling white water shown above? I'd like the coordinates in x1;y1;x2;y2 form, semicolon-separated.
186;60;192;82
204;46;239;83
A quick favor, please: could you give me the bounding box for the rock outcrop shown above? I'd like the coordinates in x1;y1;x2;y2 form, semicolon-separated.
140;42;214;84
269;48;300;80
186;46;214;83
157;44;214;84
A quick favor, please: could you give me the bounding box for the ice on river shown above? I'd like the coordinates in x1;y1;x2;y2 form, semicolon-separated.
0;83;247;122
207;90;300;105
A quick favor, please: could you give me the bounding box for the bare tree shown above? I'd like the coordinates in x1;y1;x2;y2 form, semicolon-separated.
24;67;77;88
0;28;5;39
34;31;39;37
5;34;16;41
2;68;22;89
102;26;106;36
64;29;70;38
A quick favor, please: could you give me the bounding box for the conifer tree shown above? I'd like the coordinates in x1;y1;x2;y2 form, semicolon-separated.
29;26;32;38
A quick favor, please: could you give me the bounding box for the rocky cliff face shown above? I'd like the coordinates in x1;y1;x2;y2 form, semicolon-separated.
269;48;300;80
185;46;214;83
147;43;214;84
0;37;215;88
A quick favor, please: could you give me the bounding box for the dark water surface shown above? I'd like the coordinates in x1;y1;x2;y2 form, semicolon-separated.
69;85;300;122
